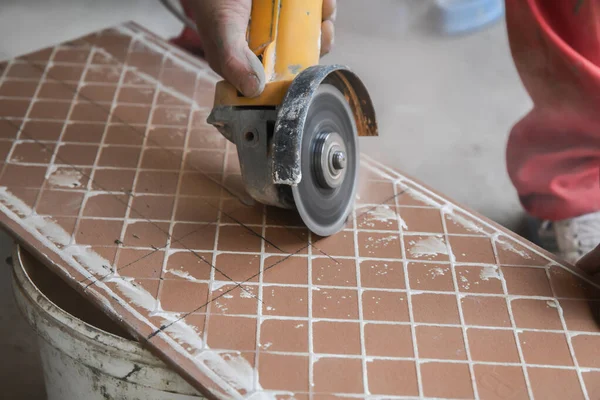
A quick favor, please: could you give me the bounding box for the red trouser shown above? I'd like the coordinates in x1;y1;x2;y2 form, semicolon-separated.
171;0;600;221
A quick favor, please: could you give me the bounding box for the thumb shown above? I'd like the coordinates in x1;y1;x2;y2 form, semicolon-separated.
219;40;266;98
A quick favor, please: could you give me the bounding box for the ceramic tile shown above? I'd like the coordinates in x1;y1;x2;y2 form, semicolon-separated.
1;23;597;399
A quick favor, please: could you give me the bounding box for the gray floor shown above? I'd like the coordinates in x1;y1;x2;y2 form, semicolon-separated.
0;0;531;398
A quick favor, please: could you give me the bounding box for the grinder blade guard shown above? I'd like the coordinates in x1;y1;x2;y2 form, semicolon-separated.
207;1;378;237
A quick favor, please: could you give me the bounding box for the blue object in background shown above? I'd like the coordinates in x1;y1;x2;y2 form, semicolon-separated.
435;0;505;35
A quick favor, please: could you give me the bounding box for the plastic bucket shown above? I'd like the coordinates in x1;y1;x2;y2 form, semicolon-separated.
10;245;204;400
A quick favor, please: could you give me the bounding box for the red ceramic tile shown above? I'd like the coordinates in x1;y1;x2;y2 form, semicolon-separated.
63;122;106;143
364;324;413;357
313;357;363;394
152;106;190;126
70;103;109;122
123;70;154;86
29;100;71;120
141;148;182;170
129;195;174;220
0;140;13;162
6;62;44;79
174;197;221;223
45;167;91;190
123;221;169;248
116;249;164;279
217;225;262;253
56;143;99;166
48;64;85;81
312;257;356;287
360;259;404;289
399;206;444;234
98;146;141;169
528;368;585;400
54;48;91;63
362;290;409;322
165;251;212;281
209;284;258;315
313;288;359;319
0;99;29;117
0;80;38;97
468;328;520;363
265;206;305;227
404;235;450;262
358;231;402;259
157;90;188;106
147;126;186;148
84;65;122;83
10;142;54;163
135;171;179;194
78;84;117;103
206;315;257;351
549;266;600;300
262;256;308;285
449;235;497;264
259;354;309;392
38;81;77;101
461;296;511;327
502;266;553;297
75;219;124;246
117;86;155;104
367;360;419;396
171;222;217;251
356;180;394;205
560;299;600;333
474;365;529;400
36;190;84;216
496;238;549;266
421;362;474;399
417;325;466;360
161;68;197;97
260;319;308;353
456;265;504;294
179;173;223;197
313;231;355;257
105;124;144;146
520;331;573;366
21;120;64;141
412;293;460;324
0;165;47;188
583;371;600;400
264;227;309;254
511;298;562;330
188;128;227;150
83;193;128;218
111;104;150;125
160;280;209;313
571;335;600;368
263;286;308;317
313;321;361;355
213;253;260;282
355;204;399;231
221;199;264;225
91;168;136;192
408;262;454;292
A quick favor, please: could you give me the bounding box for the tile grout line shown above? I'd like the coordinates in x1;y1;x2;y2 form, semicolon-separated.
546;266;590;399
254;198;267;393
393;181;424;397
157;52;199;321
441;209;479;399
308;230;315;399
352;205;370;395
490;236;535;399
114;40;167;301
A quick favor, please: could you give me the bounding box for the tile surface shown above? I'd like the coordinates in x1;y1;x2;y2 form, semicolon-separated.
0;22;599;399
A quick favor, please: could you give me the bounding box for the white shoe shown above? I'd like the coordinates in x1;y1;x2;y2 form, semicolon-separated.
535;211;600;264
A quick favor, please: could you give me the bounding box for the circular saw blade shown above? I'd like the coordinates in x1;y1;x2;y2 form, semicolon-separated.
292;83;359;237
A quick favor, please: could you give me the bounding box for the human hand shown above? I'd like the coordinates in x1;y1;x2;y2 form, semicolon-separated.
190;0;336;98
577;243;600;274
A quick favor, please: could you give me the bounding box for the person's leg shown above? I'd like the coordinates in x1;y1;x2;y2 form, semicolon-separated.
505;0;600;262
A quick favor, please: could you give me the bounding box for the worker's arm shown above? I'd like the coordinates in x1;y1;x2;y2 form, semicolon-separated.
189;0;336;98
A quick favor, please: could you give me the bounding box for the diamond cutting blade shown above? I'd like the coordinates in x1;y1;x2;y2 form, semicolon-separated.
292;83;359;237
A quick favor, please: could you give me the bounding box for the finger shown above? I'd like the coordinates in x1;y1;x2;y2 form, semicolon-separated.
577;243;600;275
322;0;337;22
321;20;335;56
191;0;265;97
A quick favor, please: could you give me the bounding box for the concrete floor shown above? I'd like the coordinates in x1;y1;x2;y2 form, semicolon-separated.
0;0;532;398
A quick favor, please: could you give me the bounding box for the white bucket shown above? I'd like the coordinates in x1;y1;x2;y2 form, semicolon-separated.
10;245;204;400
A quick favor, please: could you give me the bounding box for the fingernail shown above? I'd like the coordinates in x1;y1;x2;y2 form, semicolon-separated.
240;73;261;98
